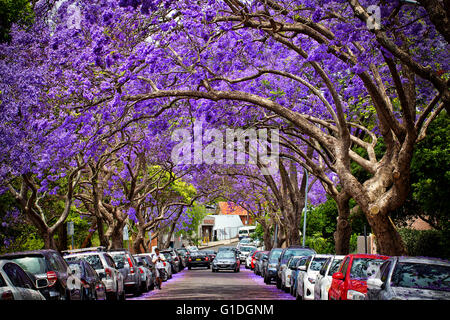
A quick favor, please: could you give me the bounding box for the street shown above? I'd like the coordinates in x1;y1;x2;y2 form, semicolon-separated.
129;265;294;300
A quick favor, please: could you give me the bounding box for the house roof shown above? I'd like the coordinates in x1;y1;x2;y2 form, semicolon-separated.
218;202;248;216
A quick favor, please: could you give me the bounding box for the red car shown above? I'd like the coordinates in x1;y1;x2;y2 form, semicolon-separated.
328;253;389;300
250;251;261;270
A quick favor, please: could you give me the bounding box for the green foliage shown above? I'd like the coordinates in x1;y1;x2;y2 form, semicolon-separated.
175;204;207;244
304;232;334;254
398;228;449;259
0;0;34;43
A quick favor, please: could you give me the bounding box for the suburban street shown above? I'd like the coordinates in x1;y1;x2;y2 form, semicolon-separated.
129;265;294;301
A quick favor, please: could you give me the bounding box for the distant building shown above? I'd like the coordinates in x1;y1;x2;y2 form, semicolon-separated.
216;201;254;226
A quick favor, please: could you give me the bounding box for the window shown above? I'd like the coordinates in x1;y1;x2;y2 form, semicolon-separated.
0;273;6;287
281;249;315;264
3;263;34;288
379;261;391;283
84;254;104;270
329;258;344;276
309;258;329;271
349;258;386;280
104;255;116;268
340;258;350;278
11;256;47;275
391;262;450;291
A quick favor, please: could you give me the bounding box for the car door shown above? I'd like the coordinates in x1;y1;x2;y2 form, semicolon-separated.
3;262;39;300
330;257;349;300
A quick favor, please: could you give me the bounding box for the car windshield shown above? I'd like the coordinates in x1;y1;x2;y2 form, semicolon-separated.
349;258;386;280
282;249;315;264
66;254;103;270
111;254;126;266
391;262;450;291
309;257;329;271
269;250;282;262
216;252;235;259
240;246;256;252
329;259;343;275
10;256;47;275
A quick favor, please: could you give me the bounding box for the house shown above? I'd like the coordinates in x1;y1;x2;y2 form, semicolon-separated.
216;201;254;226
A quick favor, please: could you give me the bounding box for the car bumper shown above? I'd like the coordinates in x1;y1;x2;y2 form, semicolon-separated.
304;282;315;300
188;261;209;267
212;263;237;270
266;268;277;278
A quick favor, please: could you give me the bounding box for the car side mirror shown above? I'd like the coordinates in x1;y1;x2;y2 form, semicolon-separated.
367;278;384;290
35;278;49;289
298;265;306;271
332;272;344;280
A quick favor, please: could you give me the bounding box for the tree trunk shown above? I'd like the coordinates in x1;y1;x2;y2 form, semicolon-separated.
106;222;124;250
42;231;57;250
56;222;68;251
334;194;352;255
133;228;146;254
366;213;406;255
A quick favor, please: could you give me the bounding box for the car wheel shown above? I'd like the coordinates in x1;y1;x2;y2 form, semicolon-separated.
188;266;191;270
134;284;141;297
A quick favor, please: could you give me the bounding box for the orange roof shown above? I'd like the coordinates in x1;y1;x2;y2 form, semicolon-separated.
218;202;248;216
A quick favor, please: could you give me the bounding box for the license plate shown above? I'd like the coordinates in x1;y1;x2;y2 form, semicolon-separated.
196;258;201;261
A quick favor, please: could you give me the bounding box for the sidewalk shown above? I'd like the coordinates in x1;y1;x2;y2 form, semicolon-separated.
197;238;239;249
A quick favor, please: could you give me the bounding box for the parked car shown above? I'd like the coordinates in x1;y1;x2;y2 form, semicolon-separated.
239;246;257;263
296;254;330;300
66;260;107;300
212;251;240;272
0;249;81;300
63;248;125;300
218;246;239;254
175;248;190;268
280;256;302;293
187;251;210;270
108;250;141;296
0;260;46;300
137;253;170;282
329;253;389;300
133;255;155;292
263;248;283;284
248;250;261;270
245;249;259;269
276;246;316;289
314;255;345;300
253;251;269;276
201;250;217;262
366;256;450;300
160;249;180;274
290;256;309;297
237;238;254;250
186;246;199;252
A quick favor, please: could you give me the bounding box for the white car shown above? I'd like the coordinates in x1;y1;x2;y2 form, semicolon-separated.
0;260;46;300
236;238;254;251
281;256;302;293
314;255;345;300
238;246;257;262
296;254;330;300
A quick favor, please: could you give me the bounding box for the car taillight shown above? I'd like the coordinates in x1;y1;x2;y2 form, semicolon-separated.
105;267;112;279
46;271;58;287
188;258;192;262
139;267;144;274
1;290;14;300
205;257;209;261
81;279;90;289
163;262;166;266
127;257;135;273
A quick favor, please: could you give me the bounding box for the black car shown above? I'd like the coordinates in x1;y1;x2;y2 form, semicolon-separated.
187;252;210;270
212;251;240;272
175;248;190;268
66;259;107;300
0;249;81;300
201;250;217;262
263;248;283;284
275;246;316;289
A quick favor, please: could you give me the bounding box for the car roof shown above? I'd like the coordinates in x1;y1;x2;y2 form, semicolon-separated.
0;249;59;259
394;256;450;266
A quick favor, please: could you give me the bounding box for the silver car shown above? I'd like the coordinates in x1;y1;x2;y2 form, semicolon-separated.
366;256;450;300
133;255;155;292
63;249;125;300
108;250;141;296
0;260;46;300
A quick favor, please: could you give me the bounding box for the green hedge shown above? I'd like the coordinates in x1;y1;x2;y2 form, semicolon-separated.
398;228;449;259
